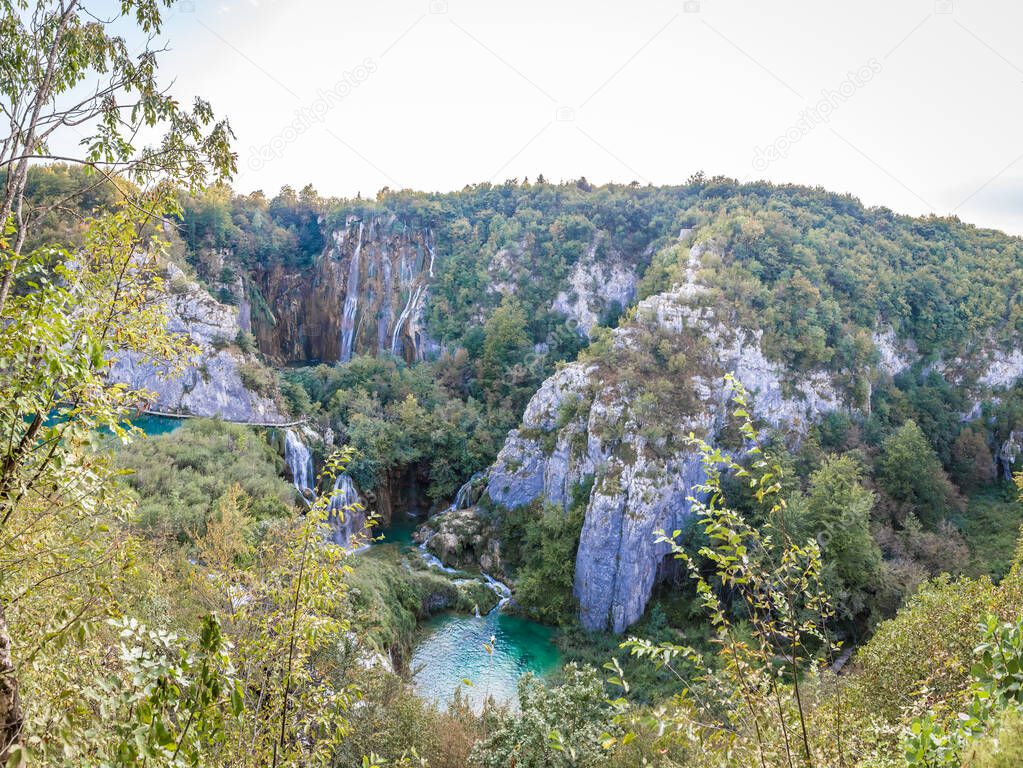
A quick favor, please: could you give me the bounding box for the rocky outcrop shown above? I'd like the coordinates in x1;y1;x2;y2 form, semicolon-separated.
977;349;1023;390
872;325;916;378
485;241;847;633
416;507;504;576
250;215;438;364
551;236;637;336
107;263;284;422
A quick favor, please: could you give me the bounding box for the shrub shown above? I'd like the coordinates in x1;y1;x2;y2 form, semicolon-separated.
114;419;295;543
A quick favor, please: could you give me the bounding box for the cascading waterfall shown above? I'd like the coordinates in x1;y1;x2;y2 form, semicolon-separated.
283;428;315;503
377;249;393;352
328;474;369;549
416;472;511;612
339;221;364;363
390;283;425;357
425;237;436;278
389;236;435;359
416;531;459;574
452;471;485;511
481;571;513;613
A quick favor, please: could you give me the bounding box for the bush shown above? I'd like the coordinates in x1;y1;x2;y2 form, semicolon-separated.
114;419;296;543
238;360;275;396
468;664;617;768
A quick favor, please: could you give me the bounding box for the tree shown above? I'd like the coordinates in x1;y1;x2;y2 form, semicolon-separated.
0;0;233;752
878;420;962;529
478;296;530;405
0;0;235;312
469;664;616;768
790;455;882;626
951;426;996;491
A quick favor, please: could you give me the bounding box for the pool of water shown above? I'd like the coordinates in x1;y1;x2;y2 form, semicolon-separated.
46;410;183;437
375;516;418;548
410;608;561;711
131;414;184;437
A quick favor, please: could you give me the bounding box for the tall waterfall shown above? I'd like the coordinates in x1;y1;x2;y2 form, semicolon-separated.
390;283;424;357
328;474;368;549
283;429;314;503
339;221;364;363
377;250;393;352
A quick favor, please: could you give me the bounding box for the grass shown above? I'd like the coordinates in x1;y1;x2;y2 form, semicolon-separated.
961;482;1023;580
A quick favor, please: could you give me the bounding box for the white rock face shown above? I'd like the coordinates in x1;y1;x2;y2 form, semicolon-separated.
551;237;637;336
978;349;1023;390
487;244;847;632
872;325;916;377
107;264;283;422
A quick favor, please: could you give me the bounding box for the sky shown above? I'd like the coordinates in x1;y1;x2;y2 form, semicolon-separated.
143;0;1023;234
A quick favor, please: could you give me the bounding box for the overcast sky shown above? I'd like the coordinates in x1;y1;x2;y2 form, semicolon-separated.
148;0;1023;234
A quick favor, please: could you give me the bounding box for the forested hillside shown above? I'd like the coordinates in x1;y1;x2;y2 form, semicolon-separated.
4;2;1023;765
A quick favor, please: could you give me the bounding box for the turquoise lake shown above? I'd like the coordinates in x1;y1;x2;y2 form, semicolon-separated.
410;607;561;711
375;516;562;710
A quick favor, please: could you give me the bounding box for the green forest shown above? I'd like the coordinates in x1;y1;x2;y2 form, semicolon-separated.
3;2;1023;767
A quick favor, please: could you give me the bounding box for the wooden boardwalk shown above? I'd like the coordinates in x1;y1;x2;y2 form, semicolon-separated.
142;410;307;428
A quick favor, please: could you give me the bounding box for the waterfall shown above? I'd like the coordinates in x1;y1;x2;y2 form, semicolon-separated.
328;474;369;549
377;250;393;352
339;222;364;363
390;283;424;357
481;571;513;613
284;429;315;504
416;531;459;574
425;238;436;278
451;471;485;511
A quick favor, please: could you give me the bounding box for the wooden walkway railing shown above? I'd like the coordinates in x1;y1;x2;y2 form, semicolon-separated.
142;409;307;428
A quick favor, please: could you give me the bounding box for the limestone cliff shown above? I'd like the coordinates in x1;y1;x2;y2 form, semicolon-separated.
107;262;284;422
485;238;921;632
551;235;638;337
249;215;438;364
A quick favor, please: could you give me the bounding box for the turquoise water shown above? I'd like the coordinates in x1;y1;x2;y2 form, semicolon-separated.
131;414;184;437
375;516;418;548
410;609;561;711
45;410;183;437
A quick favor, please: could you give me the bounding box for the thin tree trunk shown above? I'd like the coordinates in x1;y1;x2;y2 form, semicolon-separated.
0;602;23;759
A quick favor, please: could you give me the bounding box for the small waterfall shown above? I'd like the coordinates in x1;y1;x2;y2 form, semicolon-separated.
283;429;315;504
339;222;364;363
425;238;436;278
481;571;512;614
452;471;485;511
417;531;459;574
328;474;369;549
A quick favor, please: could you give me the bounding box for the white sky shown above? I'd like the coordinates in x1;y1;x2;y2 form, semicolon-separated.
148;0;1023;234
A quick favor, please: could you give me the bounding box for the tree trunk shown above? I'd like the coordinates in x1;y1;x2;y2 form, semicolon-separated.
0;603;22;758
